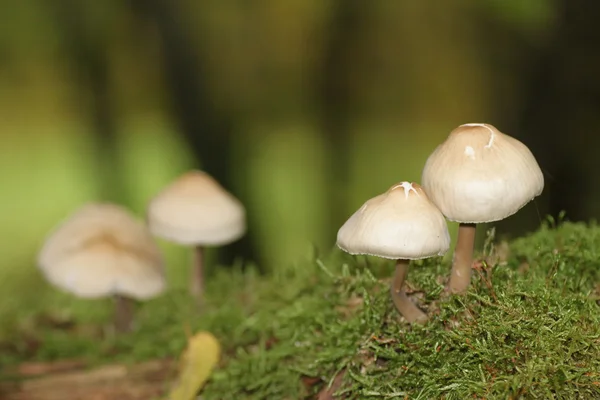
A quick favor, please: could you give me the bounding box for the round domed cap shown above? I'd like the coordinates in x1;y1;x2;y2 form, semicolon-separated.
38;203;166;300
147;170;246;246
421;123;544;223
336;182;450;260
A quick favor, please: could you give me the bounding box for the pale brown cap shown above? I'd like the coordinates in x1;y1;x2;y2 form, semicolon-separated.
336;182;450;260
147;170;246;246
37;203;166;300
422;123;544;223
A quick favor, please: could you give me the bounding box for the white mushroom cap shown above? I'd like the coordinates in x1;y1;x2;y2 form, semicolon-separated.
421;123;544;223
147;170;246;246
37;203;166;300
336;182;450;260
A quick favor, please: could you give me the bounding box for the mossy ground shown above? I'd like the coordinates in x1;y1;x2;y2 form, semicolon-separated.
2;221;600;399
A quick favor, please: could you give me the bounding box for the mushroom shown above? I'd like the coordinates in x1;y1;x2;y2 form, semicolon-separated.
146;170;246;300
336;182;450;323
421;123;544;294
37;203;166;332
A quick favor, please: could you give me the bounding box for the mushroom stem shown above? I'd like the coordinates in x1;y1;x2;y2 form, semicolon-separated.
391;259;428;323
114;295;134;333
190;246;205;300
447;222;476;294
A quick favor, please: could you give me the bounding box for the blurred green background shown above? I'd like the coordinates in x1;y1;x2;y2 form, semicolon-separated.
1;0;599;327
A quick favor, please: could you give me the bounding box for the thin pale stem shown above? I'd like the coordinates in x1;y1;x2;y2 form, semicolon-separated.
190;246;204;300
114;295;134;333
391;259;428;323
447;222;477;294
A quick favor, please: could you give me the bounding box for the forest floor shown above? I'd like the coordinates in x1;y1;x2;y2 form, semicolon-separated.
2;220;600;399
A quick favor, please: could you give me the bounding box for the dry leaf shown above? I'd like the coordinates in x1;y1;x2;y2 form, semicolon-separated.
167;331;220;400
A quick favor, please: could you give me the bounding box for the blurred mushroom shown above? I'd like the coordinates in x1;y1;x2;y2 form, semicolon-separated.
146;170;246;300
422;123;544;294
337;182;450;323
37;203;166;332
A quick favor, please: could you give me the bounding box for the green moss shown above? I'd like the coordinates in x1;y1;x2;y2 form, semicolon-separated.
3;222;600;399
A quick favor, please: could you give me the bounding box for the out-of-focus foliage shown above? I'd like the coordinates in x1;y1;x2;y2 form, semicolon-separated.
3;0;596;327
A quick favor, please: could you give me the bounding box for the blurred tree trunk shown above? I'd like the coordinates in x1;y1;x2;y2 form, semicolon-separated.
48;0;124;204
514;0;600;225
315;0;366;238
128;0;260;266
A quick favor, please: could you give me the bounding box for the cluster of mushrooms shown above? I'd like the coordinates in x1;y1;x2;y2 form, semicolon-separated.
336;123;544;323
36;122;543;330
37;171;246;332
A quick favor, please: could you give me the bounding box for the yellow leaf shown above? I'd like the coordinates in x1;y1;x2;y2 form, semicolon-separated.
168;331;221;400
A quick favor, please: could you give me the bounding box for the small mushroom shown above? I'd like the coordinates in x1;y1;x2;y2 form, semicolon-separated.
37;203;166;332
422;123;544;294
336;182;450;323
146;170;246;300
